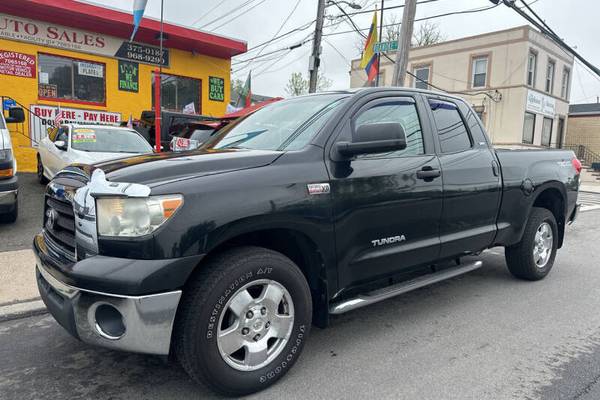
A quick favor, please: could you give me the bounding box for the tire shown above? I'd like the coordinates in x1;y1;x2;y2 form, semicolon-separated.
37;155;48;184
174;246;312;396
505;207;558;281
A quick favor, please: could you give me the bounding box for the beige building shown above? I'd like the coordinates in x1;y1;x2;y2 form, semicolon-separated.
350;26;574;148
565;103;600;161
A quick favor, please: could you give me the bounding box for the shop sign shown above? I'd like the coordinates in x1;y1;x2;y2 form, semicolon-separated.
114;42;169;67
0;13;169;67
29;104;121;147
118;60;139;92
78;62;103;78
38;84;57;98
526;89;555;117
209;76;225;102
0;50;36;78
3;98;16;110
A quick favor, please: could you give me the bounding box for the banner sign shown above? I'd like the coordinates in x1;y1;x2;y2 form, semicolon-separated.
526;89;556;117
0;13;169;67
209;76;225;101
118;60;139;92
0;50;36;78
114;42;169;67
29;104;121;147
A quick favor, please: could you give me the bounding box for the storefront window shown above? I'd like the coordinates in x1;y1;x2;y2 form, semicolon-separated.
152;73;201;114
542;117;553;147
38;54;105;104
523;112;535;144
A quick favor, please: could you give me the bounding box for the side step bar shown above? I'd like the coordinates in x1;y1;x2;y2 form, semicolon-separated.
329;261;483;315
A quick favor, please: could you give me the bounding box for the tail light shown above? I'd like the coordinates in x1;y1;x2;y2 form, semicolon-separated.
572;157;582;175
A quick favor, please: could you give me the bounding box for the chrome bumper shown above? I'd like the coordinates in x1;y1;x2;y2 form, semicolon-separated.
36;264;181;355
0;189;17;206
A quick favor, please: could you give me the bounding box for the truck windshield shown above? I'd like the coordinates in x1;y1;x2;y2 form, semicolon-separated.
71;128;153;153
210;94;348;151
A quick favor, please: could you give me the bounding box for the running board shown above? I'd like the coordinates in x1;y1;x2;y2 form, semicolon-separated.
329;261;483;315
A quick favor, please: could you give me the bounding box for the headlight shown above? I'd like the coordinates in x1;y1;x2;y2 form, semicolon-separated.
0;149;12;161
96;195;183;237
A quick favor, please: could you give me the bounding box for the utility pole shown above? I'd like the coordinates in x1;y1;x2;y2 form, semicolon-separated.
309;0;326;93
391;0;416;87
375;0;384;87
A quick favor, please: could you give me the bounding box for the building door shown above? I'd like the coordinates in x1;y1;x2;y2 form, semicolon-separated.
328;96;443;289
557;117;565;148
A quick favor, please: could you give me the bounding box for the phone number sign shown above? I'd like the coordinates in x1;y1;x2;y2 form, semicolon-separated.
114;42;169;67
0;50;36;78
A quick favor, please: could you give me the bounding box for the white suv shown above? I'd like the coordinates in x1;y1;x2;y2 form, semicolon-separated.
0;107;24;223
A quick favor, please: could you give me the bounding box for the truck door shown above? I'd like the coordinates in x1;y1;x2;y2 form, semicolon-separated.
327;95;443;290
426;98;502;258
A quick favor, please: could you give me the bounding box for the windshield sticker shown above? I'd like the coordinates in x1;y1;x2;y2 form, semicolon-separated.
73;128;95;133
72;132;97;143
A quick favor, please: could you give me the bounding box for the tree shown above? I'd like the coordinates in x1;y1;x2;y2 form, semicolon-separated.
230;78;244;100
412;21;445;47
285;72;332;96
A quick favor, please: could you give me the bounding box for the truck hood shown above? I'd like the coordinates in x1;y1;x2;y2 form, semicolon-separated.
89;148;283;186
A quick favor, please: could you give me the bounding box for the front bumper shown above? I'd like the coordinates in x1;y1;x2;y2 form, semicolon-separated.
0;175;18;212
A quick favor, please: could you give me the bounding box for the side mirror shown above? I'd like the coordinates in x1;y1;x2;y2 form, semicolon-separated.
336;122;407;158
55;140;67;151
5;107;25;124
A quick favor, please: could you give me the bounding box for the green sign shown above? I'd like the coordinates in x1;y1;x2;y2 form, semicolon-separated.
118;60;139;92
374;41;399;54
209;76;225;102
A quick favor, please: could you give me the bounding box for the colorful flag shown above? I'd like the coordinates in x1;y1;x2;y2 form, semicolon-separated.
53;105;62;127
130;0;148;42
359;10;379;83
237;72;252;108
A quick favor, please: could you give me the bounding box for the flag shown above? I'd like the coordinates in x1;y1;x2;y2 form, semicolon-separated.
130;0;148;42
359;10;379;83
126;114;133;128
53;105;62;127
237;72;252;108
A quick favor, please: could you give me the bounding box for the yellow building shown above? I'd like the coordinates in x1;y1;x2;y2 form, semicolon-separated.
0;0;246;171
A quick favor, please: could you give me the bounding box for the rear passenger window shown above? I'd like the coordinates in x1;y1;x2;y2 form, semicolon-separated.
429;100;472;153
354;101;424;157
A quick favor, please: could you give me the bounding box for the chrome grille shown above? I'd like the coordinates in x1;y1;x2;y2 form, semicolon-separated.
44;194;76;261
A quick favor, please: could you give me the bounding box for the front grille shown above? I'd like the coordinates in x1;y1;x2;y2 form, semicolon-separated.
44;195;76;261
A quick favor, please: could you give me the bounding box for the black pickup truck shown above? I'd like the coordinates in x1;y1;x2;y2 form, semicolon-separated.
34;88;580;396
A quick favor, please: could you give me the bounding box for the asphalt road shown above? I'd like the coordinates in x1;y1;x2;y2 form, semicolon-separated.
0;210;599;399
0;173;44;252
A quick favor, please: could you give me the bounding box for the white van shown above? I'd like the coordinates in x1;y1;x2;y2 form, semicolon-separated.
0;106;25;223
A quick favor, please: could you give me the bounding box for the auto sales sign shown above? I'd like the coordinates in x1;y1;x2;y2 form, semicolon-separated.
0;50;35;78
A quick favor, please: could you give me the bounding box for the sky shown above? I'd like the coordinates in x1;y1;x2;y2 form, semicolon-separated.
84;0;600;104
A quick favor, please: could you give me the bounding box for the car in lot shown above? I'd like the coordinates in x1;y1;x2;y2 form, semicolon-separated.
33;88;580;396
0;106;25;223
36;124;154;183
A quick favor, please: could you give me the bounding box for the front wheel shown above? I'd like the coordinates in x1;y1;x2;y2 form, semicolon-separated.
505;207;558;281
37;155;48;184
174;246;312;396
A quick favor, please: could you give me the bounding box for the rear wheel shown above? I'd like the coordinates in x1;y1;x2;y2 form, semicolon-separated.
37;155;48;184
505;207;558;281
174;246;312;396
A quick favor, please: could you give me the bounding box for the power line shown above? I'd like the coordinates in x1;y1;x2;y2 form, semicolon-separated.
252;0;303;64
208;0;269;31
199;0;259;29
189;0;231;27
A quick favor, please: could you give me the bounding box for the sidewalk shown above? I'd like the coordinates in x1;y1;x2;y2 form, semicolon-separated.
0;249;46;321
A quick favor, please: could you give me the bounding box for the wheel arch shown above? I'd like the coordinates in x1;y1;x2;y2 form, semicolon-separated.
530;183;567;248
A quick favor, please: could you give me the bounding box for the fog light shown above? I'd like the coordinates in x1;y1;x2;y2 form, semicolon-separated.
94;303;126;340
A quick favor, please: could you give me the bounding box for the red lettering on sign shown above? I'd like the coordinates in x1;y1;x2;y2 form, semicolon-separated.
0;50;36;78
46;26;59;40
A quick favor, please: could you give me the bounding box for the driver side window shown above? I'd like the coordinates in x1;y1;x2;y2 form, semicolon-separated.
354;101;424;158
55;127;68;143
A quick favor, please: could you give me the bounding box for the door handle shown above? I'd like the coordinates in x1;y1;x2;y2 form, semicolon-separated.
416;167;441;181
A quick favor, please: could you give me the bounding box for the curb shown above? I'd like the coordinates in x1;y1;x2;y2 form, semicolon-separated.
0;299;47;323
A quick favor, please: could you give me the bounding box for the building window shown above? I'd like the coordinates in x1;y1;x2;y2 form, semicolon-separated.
545;60;555;94
522;112;535;144
541;117;553;147
561;68;571;99
527;51;537;87
472;56;488;88
38;53;105;105
413;65;430;90
152;73;201;114
429;100;472;153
